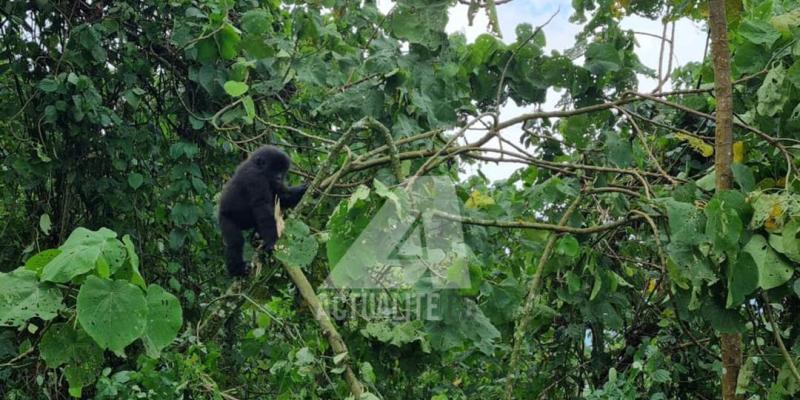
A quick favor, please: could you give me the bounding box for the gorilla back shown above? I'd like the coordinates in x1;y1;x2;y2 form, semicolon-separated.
218;145;307;276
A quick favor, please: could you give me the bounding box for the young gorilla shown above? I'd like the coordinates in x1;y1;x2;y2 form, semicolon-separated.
218;145;307;277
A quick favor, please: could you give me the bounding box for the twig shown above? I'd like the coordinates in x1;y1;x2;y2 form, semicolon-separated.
430;209;641;234
504;194;582;399
494;9;559;110
359;117;403;181
615;106;677;185
763;294;800;383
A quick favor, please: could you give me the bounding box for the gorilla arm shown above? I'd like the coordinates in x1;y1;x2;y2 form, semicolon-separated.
249;188;280;251
277;183;308;209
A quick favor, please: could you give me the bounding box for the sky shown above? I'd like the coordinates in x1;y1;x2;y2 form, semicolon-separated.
377;0;708;182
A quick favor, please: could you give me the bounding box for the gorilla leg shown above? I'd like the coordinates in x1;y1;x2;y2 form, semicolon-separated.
220;215;248;276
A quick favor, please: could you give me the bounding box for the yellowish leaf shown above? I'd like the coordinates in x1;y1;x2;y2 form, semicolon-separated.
646;279;657;294
764;204;783;232
676;133;713;157
733;141;745;163
465;190;495;209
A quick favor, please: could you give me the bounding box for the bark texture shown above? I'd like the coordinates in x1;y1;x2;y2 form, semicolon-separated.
708;1;741;399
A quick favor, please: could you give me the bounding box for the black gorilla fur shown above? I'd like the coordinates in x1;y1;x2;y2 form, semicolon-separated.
218;145;307;276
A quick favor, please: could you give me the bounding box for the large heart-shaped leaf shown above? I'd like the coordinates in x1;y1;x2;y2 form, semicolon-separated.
77;276;147;355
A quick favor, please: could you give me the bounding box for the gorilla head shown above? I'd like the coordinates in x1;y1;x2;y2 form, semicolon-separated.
218;145;307;276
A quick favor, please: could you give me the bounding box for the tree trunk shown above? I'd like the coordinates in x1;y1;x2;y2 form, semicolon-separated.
708;0;741;399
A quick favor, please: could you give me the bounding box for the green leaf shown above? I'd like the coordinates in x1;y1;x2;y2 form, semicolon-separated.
223;81;249;97
770;8;800;34
39;323;103;397
389;0;449;49
769;219;800;262
0;269;64;327
240;34;273;59
241;9;271;35
39;213;52;235
142;284;182;358
604;131;632;167
77;276;147;355
701;297;745;333
664;199;705;241
41;244;101;282
559;115;591;148
122;89;142;108
744;234;793;290
704;195;743;256
584;43;622;75
756;65;786;116
127;172;144;190
275;219;319;269
696;170;716;191
651;369;671;384
216;23;241;60
555;235;580;258
24;249;61;275
242;95;256;124
565;271;582;294
120;235;145;288
42;227;126;283
786;60;800;89
727;252;759;307
739;19;781;47
38;78;60;92
326;186;373;267
195;38;218;63
715;190;752;222
170;203;200;226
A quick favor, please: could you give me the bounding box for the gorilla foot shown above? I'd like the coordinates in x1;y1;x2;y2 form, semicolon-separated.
227;262;251;277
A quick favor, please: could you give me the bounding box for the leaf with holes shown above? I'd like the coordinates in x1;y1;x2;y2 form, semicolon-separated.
705;196;743;257
39;323;103;397
0;269;64;327
24;249;61;275
42;227;126;282
744;234;793;290
142;284;182;357
77;276;147;355
275;218;319;269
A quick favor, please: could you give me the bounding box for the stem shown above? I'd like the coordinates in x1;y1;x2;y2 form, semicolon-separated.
504;194;582;399
763;295;800;383
708;0;741;398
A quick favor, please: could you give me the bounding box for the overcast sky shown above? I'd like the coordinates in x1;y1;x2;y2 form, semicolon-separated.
378;0;707;182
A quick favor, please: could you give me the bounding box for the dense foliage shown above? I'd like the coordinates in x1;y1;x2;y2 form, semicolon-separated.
2;0;800;399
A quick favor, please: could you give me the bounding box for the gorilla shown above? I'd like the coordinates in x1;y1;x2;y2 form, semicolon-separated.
219;145;307;277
